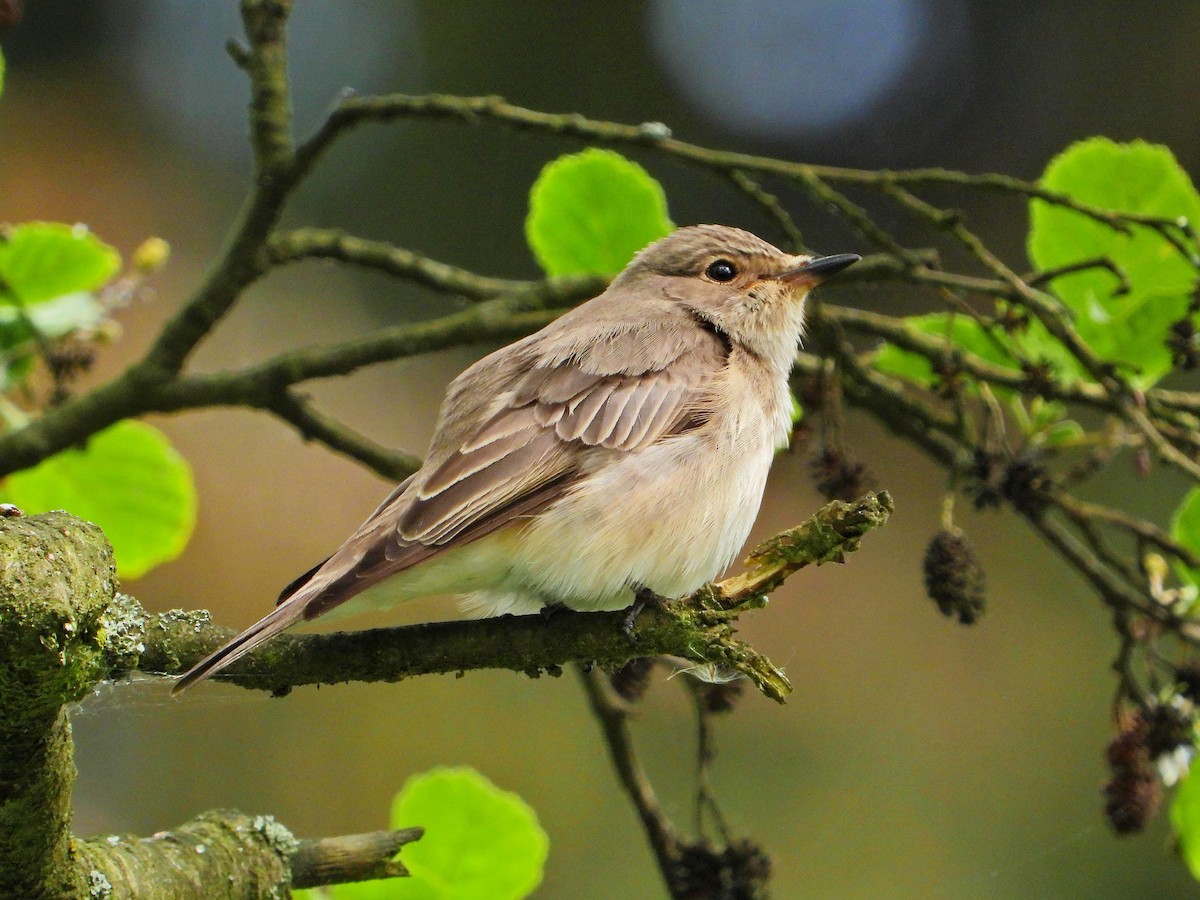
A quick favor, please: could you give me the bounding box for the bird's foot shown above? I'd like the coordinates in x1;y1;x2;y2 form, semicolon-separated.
623;587;667;642
539;601;567;621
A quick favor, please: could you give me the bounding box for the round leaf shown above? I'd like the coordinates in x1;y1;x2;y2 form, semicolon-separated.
1028;138;1200;387
3;420;196;580
1172;487;1200;589
386;767;548;899
0;222;121;306
1172;769;1200;881
526;148;672;276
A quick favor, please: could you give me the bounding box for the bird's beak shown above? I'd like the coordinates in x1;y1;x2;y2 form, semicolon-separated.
777;253;861;286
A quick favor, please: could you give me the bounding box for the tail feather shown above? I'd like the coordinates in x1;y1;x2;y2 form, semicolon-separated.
171;600;307;694
171;471;572;695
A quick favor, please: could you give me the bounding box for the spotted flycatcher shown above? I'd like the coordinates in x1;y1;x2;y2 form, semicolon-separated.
173;224;858;692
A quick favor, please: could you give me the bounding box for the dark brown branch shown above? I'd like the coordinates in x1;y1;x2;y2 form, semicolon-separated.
290;92;1195;245
1050;490;1200;570
1027;256;1132;295
725;170;807;252
1026;513;1159;619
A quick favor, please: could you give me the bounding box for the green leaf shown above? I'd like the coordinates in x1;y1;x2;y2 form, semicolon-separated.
0;46;6;102
1172;487;1200;590
0;292;105;344
295;768;547;900
2;420;196;580
396;767;548;899
1038;419;1085;448
872;312;1020;387
0;222;121;306
526;148;672;276
1172;770;1200;881
294;879;435;900
1028;138;1200;387
0;293;104;393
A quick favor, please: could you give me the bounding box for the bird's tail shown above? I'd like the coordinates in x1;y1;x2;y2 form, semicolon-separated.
170;599;307;695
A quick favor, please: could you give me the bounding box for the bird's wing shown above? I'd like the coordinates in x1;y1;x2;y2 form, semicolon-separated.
305;312;730;608
172;310;729;692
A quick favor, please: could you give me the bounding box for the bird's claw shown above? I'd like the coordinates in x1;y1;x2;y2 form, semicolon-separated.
623;588;666;642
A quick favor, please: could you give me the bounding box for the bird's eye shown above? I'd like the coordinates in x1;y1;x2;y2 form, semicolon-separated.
705;259;737;282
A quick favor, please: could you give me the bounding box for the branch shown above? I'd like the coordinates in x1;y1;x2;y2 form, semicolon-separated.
1049;489;1200;570
288;92;1195;246
577;666;681;896
104;492;893;701
724;170;807;252
290;827;424;888
808;340;1190;641
240;0;295;174
267;390;422;481
708;490;896;607
0;511;421;897
266;228;531;299
75;814;422;898
879;183;1200;483
1025;513;1158;619
150;298;566;407
0;279;595;479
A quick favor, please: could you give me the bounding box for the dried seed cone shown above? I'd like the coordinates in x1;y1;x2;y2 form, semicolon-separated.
695;679;746;714
809;447;871;502
673;838;771;900
923;527;987;624
609;657;656;703
1104;710;1163;834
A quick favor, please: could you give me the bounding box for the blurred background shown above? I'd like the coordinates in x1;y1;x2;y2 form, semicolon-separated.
5;1;1200;896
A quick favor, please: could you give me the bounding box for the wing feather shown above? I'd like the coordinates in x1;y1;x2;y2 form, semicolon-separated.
423;421;539;495
400;429;561;544
557;379;618;440
173;303;732;692
396;319;728;550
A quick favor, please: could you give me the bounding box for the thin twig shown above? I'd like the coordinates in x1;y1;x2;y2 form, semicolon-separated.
576;665;681;893
268;390;422;481
794;170;925;265
266;228;533;300
725;170;807;252
289;92;1197;244
1050;490;1200;569
1027;256;1132;296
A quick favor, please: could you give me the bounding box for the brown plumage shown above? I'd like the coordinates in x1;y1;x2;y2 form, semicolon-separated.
172;225;858;693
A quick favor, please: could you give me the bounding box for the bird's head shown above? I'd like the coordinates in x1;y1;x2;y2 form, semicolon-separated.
618;224;859;369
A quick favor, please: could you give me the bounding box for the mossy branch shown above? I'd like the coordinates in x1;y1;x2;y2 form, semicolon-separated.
103;492;891;702
0;494;888;893
0;511;423;898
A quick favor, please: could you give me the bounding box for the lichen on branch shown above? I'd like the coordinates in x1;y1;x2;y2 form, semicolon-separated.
104;491;892;702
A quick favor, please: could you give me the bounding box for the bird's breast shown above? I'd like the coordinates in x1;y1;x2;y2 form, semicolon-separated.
506;355;789;610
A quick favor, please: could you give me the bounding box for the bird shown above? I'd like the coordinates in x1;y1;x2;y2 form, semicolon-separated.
172;224;859;693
